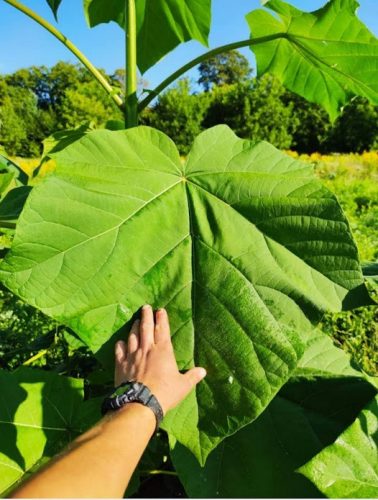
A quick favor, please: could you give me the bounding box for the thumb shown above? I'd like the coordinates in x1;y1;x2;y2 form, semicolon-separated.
183;367;207;389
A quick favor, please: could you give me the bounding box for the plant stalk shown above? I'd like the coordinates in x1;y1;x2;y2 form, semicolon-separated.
23;349;48;366
0;220;17;229
139;470;178;476
3;0;123;110
138;33;286;111
125;0;138;128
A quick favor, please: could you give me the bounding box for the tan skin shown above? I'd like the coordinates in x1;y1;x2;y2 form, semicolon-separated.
11;305;206;498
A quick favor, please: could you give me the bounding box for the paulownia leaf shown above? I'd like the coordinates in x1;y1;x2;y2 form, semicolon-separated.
45;0;63;20
299;395;378;498
0;154;28;187
171;375;377;498
0;367;100;495
0;125;371;463
83;0;211;73
0;187;32;221
246;0;378;120
295;329;362;378
362;261;378;289
42;123;93;159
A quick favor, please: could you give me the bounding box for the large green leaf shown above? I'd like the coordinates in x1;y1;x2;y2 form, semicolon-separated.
83;0;211;73
295;329;362;378
299;395;378;498
0;187;32;222
171;375;377;497
0;154;28;187
246;0;378;120
0;125;370;463
0;367;99;495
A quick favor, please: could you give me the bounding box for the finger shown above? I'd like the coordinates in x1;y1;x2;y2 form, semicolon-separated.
140;304;154;351
114;340;127;365
154;308;171;344
183;367;207;390
127;319;140;354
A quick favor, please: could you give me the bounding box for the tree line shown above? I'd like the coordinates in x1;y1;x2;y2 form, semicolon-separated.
0;52;377;157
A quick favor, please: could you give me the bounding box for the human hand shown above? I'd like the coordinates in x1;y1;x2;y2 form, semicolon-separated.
114;305;206;414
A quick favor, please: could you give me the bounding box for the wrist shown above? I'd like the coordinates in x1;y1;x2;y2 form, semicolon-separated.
116;402;156;430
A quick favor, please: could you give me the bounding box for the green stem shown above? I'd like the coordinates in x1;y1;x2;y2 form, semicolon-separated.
139;470;178;476
0;220;17;229
23;349;48;366
138;33;286;111
3;0;123;110
125;0;138;128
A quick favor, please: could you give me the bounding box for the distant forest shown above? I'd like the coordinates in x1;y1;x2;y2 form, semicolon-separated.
1;51;377;157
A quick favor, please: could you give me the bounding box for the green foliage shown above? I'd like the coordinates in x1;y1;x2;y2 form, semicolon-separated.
204;75;295;149
299;395;378;497
0;367;99;495
83;0;211;73
1;63;377;157
171;332;377;497
327;97;378;153
0;63;124;156
197;50;252;91
140;79;211;155
2;0;378;497
59;79;123;129
0;125;372;464
247;0;378;120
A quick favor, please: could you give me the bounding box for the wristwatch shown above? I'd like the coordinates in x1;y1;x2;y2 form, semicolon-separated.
101;381;164;431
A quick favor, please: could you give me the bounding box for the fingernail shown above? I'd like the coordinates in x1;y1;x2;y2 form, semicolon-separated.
198;368;207;379
142;304;151;310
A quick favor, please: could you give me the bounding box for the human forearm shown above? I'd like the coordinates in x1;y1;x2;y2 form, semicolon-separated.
12;403;155;498
12;305;206;498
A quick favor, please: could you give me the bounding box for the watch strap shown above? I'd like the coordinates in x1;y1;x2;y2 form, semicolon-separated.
101;381;164;431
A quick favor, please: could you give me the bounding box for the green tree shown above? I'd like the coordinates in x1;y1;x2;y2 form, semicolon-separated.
204;75;295;149
197;50;252;91
283;92;331;153
140;78;211;154
59;79;123;129
327;97;378;153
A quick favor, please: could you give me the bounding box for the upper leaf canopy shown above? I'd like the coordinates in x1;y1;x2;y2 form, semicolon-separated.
0;125;370;462
45;0;63;20
83;0;211;73
246;0;378;120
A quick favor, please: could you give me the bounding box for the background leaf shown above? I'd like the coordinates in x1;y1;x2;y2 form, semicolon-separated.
0;125;370;463
246;0;378;120
0;367;99;495
0;187;32;221
299;395;378;498
295;329;363;378
0;154;28;187
171;374;377;498
83;0;211;73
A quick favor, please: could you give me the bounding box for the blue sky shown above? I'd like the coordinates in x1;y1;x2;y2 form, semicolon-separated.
0;0;377;90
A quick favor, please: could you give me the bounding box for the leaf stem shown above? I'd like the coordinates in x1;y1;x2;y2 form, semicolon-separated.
125;0;138;128
3;0;123;110
139;470;178;476
23;349;48;366
0;220;17;229
138;33;286;111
